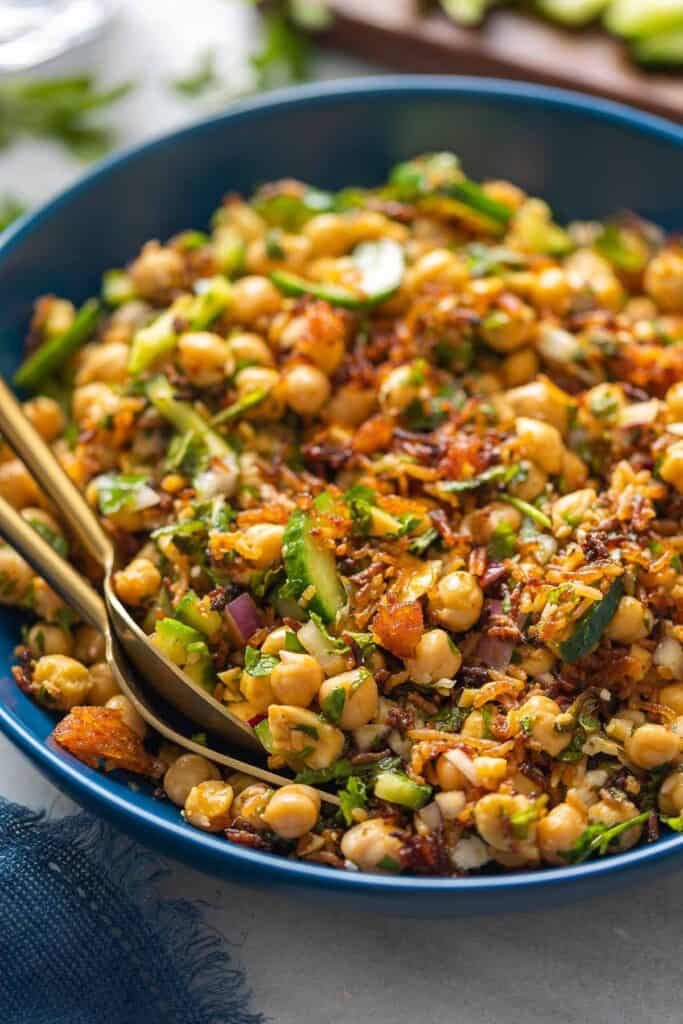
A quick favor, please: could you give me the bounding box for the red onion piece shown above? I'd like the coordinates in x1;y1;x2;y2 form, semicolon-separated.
476;634;514;670
248;712;267;728
226;593;262;643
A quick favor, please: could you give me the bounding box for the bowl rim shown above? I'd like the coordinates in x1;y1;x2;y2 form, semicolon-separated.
2;74;683;897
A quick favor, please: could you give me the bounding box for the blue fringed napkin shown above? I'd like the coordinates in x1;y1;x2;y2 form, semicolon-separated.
0;798;265;1024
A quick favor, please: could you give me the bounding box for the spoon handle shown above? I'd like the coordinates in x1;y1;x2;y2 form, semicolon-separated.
0;494;108;632
0;378;114;569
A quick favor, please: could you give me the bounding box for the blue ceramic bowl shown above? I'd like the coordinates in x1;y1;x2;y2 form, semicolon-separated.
2;78;683;914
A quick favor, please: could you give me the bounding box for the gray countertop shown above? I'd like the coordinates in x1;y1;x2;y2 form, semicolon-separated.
1;5;681;1020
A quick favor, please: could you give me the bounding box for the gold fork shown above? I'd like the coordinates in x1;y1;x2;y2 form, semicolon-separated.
0;378;259;751
0;490;337;802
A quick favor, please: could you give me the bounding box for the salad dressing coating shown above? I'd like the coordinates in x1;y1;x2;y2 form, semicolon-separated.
6;152;683;875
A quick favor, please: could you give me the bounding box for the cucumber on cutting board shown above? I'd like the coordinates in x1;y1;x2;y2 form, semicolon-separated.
282;508;346;624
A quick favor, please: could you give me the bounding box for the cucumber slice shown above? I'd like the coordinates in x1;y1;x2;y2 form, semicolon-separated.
559;577;624;663
632;24;683;61
605;0;683;38
271;238;404;310
102;269;137;308
536;0;608;25
153;617;204;664
440;0;496;26
374;771;433;810
152;617;216;690
282;508;346;624
146;375;235;463
176;589;223;638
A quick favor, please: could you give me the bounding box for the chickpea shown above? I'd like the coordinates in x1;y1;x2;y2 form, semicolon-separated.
516;694;571;756
22;396;65;441
532;266;571;314
33;654;91;710
515;416;564;475
665;381;683;421
129;241;185;302
660;440;683;494
105;694;146;738
178;332;233;387
474;793;537;852
464;502;522;546
624;723;679;770
246;234;311;275
559;449;588;491
228;331;274;367
538;803;586;865
268;704;344;769
405;249;468;292
32;579;67;623
481;298;536;353
658;770;683;816
340;818;404;873
323;385;377;427
25;622;72;658
605;596;652;644
551;488;596;537
88;662;120;705
660;682;683;718
184;780;234;833
566;248;623;311
429;571;484;633
304;213;352;257
508;460;547;502
261;784;321;839
234;365;284;420
164;753;220;807
73;625;106;665
236;523;285;569
502;347;539;388
436;752;468;791
231;276;282;325
319;668;378;730
20;507;62;539
75;342;129;386
378;365;421;414
0;459;40;509
505;378;571;435
644;248;683;312
261;627;290;656
405;629;462;686
587;794;643;852
113;558;162;606
282;362;331;417
517;645;555;678
231;783;272;829
270;651;323;707
240;671;275;713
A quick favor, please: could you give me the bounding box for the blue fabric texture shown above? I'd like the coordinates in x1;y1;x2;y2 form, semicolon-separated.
0;798;265;1024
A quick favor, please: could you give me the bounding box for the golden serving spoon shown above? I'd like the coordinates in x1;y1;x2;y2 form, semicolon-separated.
0;491;337;803
0;378;260;752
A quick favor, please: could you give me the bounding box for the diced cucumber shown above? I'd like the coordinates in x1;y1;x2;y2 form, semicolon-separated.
128;300;190;375
535;0;608;25
152;617;204;664
102;269;137;307
605;0;683;38
146;375;236;463
282;508;346;625
270;270;368;310
152;617;216;691
176;589;223;638
190;276;233;329
632;24;683;61
374;771;433;810
271;239;404;310
184;640;217;690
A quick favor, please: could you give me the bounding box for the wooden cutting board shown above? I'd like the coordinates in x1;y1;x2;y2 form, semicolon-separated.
323;1;683;124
